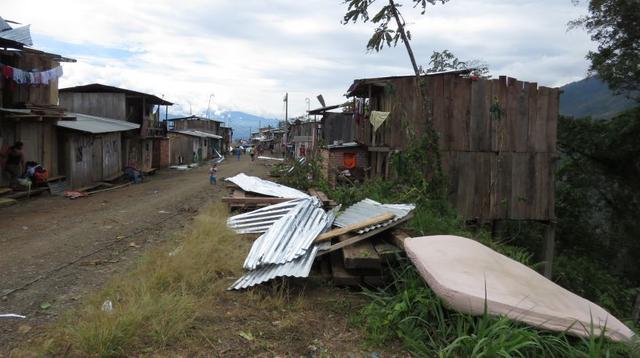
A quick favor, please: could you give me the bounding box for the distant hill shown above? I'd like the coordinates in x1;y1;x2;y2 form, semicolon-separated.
165;111;281;139
213;111;281;139
560;77;637;119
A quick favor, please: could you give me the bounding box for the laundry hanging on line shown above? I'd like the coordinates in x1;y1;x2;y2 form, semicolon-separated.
0;63;63;85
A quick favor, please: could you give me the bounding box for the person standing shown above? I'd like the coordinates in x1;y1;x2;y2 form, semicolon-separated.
209;164;218;185
236;147;241;161
2;141;24;187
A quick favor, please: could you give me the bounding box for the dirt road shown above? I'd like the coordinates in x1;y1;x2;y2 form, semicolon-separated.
0;154;269;352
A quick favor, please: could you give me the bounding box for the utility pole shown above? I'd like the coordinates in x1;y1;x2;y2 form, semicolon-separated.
206;93;215;119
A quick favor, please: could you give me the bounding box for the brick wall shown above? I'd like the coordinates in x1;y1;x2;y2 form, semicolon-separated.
320;146;368;187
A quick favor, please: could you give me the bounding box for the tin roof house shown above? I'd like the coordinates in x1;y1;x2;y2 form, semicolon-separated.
59;83;173;173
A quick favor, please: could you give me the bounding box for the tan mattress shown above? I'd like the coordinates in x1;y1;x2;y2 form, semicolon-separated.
405;235;634;342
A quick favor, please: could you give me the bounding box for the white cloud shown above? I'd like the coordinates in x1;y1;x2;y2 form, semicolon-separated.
3;0;594;118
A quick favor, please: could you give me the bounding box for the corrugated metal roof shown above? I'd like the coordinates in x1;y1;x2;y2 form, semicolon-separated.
229;203;337;290
326;141;359;149
0;17;12;32
0;24;32;46
243;197;334;270
229;245;319;290
171;129;222;139
56;113;140;133
334;199;415;234
227;199;302;234
226;173;309;199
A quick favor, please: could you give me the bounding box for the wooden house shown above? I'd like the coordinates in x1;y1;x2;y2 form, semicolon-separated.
168;129;222;165
346;71;559;224
0;17;75;187
56;113;139;188
168;115;223;136
220;125;233;153
287;119;320;159
166;116;224;162
59;83;173;172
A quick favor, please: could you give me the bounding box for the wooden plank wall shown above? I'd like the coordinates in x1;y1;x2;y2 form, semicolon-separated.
323;112;355;145
59;92;127;120
169;134;196;165
101;132;122;179
354;75;559;221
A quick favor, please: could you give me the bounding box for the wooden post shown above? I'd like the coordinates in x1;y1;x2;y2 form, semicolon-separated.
632;292;640;325
543;221;556;279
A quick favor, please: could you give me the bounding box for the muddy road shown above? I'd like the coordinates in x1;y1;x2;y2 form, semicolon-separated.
0;155;270;352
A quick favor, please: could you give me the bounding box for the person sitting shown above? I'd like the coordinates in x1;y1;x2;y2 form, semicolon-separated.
1;141;24;188
123;165;143;184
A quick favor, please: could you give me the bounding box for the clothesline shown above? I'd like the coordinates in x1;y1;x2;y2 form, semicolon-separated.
0;63;63;85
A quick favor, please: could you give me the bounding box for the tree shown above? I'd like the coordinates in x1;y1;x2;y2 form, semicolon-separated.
570;0;640;96
342;0;451;76
424;50;490;78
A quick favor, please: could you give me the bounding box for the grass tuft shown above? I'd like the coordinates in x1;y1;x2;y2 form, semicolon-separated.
41;203;249;357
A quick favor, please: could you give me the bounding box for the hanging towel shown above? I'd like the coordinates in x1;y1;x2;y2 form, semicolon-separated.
369;111;390;132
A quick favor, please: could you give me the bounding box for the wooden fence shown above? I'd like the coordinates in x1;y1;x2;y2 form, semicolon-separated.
350;74;559;222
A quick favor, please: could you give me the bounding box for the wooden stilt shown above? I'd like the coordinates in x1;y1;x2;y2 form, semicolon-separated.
543;222;556;279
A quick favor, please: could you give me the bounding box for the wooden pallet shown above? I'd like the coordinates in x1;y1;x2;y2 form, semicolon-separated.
325;228;409;287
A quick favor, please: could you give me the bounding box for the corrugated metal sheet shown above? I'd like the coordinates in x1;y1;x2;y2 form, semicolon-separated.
0;17;11;32
334;198;415;234
171;129;222;139
0;25;32;46
226;173;309;199
57;113;140;133
243;197;334;270
229;245;319;290
227;199;302;234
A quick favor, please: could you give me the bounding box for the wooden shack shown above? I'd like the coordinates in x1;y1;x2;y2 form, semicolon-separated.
220;126;233;153
59;84;173;172
168;129;222;165
288;119;319;158
0;20;75;187
56;113;139;188
346;72;559;224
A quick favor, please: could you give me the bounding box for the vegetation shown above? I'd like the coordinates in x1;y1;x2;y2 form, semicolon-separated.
356;262;637;357
273;136;639;356
425;50;491;78
555;108;640;319
39;204;248;356
570;0;640;96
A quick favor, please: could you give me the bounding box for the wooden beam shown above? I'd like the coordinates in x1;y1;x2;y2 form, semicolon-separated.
317;213;413;257
543;222;556;279
315;212;396;243
341;234;381;270
388;229;410;250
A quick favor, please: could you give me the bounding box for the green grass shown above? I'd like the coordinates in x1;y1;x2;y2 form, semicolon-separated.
355;262;639;357
289;138;640;356
40;204;249;357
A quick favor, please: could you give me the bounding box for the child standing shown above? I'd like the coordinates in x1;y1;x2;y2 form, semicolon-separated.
209;164;218;185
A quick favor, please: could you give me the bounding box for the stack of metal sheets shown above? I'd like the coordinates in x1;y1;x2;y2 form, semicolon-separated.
229;197;336;290
333;198;415;234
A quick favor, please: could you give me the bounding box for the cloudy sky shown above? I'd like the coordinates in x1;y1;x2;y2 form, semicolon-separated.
4;0;593;119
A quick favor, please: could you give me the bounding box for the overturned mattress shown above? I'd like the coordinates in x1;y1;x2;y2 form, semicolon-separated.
405;235;634;342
